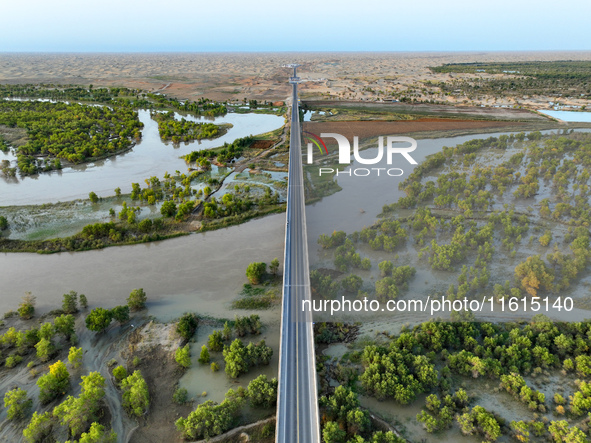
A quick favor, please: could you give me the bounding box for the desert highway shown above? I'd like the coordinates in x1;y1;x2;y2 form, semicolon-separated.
275;66;321;443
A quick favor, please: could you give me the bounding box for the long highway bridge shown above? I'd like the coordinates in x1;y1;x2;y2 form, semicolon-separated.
275;65;321;443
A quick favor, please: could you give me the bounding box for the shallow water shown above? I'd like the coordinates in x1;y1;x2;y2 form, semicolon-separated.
0;213;286;316
4;127;588;324
538;109;591;122
306;131;536;242
0;110;284;206
178;322;280;404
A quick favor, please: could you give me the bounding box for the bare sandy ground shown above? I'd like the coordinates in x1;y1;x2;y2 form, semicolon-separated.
1;51;590;108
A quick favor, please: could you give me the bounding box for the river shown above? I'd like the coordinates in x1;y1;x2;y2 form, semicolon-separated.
2;127;590;325
0;110;284;206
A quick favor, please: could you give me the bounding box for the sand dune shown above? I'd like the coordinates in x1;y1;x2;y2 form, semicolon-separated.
1;51;590;106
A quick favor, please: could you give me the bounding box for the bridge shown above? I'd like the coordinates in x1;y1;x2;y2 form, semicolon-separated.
275;65;321;443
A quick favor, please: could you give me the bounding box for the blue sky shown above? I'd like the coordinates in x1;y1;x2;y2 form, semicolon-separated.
1;0;590;52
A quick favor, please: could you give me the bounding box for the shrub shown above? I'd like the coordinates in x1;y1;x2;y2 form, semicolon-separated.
269;258;280;275
68;347;83;369
111;305;130;324
208;331;224;352
3;387;32;420
18;292;36;320
85;307;113;332
54;314;75;338
173;387;188;404
160;200;177;217
5;355;23;368
176;313;198;340
35;338;54;362
37;361;69;404
247;375;278;408
246;262;266;285
175;344;191;369
113;365;128;382
341;274;363;293
23;411;52;442
62;290;79;314
39;322;55;341
175;389;244;440
198;345;210;364
79;423;117;443
127;288;147;311
53;372;105;436
79;294;88;309
121;370;150;417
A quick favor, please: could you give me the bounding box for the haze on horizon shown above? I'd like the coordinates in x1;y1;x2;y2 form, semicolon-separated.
1;0;590;53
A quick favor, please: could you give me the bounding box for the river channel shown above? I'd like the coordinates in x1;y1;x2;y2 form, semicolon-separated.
2;127;583;320
0;110;284;206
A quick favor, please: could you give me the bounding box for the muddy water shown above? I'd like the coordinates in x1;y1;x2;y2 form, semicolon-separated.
360;394;487;443
0;111;284;206
179;322;280;405
2;128;587;320
0;213;285;317
306;129;571;242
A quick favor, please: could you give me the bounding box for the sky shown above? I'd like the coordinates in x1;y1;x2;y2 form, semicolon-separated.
1;0;590;52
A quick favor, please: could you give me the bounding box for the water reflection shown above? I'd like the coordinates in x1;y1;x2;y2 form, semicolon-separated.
0;111;283;206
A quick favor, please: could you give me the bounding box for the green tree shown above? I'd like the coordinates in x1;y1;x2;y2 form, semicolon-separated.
68;347;83;369
176;313;198;340
89;192;99;203
79;293;88;309
514;255;554;297
37;360;69;404
54;314;76;338
223;338;272;378
208;331;224;352
111;305;130;324
4;387;32;420
173;388;188;404
247;375;278;408
85;308;113;333
245;262;266;285
39;322;55;340
175;344;191;369
78;422;117;443
160;200;176;217
53;372;105;437
323;421;347;443
224;339;247;378
113;365;128;382
0;216;8;231
341;274;363;293
222;322;232;341
175;391;244;440
270;258;280;275
378;260;394;277
62;290;79;314
548;420;586;443
18;292;36;320
35;338;54;362
121;370;150;417
23;411;52;443
6;355;23;368
127;288;147;311
198;345;210;364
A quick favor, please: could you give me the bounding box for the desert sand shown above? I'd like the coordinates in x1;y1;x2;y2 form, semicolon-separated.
1;51;590;108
